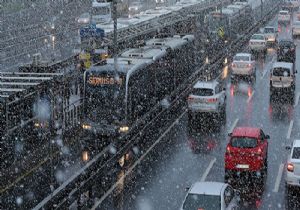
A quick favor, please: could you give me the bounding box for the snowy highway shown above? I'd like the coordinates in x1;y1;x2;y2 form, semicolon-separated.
95;16;300;210
2;0;300;210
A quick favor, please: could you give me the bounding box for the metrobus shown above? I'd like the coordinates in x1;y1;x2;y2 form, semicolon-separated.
82;34;195;138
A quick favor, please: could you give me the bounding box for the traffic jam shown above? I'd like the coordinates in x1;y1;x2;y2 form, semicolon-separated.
3;0;300;210
100;3;300;210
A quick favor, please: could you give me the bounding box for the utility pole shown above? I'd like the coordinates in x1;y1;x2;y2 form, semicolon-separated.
112;0;118;75
261;0;263;19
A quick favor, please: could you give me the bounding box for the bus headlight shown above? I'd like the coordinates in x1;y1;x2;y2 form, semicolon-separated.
119;126;129;133
82;124;91;130
82;150;89;162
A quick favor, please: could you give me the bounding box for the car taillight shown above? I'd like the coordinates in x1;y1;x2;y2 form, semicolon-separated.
207;98;217;103
255;147;262;155
287;163;294;172
247;63;252;68
226;145;231;154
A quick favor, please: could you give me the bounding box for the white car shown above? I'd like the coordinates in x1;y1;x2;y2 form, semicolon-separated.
263;26;278;44
180;182;240;210
231;53;256;81
286;140;300;190
187;80;226;120
292;21;300;37
270;62;296;94
249;34;267;54
278;10;291;23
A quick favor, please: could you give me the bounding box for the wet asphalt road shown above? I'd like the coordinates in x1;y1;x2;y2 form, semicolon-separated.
96;15;300;210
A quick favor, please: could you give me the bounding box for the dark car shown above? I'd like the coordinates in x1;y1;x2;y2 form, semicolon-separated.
277;40;296;63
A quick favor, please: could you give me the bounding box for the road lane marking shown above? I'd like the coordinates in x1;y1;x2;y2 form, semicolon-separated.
228;118;239;134
294;92;300;107
273;163;284;193
260;56;275;79
287;120;294;140
200;157;217;182
247;90;255;103
91;111;186;209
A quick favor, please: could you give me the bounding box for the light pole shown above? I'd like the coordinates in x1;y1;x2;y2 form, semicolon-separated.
112;0;118;75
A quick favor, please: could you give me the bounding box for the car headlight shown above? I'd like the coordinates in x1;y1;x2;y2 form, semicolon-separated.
119;126;129;132
82;124;91;130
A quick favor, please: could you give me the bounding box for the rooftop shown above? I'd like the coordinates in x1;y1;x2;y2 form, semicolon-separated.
189;181;226;196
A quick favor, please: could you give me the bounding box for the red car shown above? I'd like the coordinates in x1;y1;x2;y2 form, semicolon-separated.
225;127;269;181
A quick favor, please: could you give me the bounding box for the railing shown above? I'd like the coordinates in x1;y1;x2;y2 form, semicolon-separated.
32;0;282;209
63;98;83;132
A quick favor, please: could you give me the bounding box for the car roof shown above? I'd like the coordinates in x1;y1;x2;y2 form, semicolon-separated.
189;182;226;195
265;26;275;29
232;127;261;138
273;62;293;69
235;53;251;57
193;80;218;89
293;139;300;147
279;10;289;13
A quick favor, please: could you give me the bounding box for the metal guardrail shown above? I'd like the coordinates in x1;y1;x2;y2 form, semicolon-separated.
33;1;281;209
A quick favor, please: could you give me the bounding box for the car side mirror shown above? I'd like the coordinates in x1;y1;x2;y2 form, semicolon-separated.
286;145;292;150
185;187;190;192
228;133;232;137
265;135;270;139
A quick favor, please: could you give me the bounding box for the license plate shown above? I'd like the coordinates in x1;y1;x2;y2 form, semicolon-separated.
236;164;249;169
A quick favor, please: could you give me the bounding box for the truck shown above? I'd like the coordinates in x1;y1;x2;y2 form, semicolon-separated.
91;0;129;23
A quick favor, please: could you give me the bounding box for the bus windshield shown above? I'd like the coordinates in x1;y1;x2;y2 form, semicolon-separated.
84;71;125;122
208;14;227;32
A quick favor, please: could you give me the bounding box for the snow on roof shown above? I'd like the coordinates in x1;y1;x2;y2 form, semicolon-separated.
235;53;251;57
89;58;153;74
146;36;189;50
193;80;218;89
273;62;293;69
189;182;226;195
121;47;167;60
92;1;110;7
221;8;236;15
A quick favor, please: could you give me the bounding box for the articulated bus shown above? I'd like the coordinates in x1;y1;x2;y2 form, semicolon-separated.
82;34;195;138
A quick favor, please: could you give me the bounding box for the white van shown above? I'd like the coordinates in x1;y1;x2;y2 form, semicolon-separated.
270;62;296;94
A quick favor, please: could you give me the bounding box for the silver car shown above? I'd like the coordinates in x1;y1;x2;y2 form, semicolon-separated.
180;182;241;210
263;26;278;44
292;21;300;37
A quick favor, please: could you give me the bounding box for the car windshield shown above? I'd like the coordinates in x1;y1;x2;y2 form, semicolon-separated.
183;194;221;210
279;40;294;48
192;88;214;96
292;147;300;159
231;137;258;148
234;55;250;61
272;67;291;77
251;34;264;40
264;27;275;33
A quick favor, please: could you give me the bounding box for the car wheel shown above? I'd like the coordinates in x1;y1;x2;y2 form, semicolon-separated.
224;169;230;183
264;157;268;171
